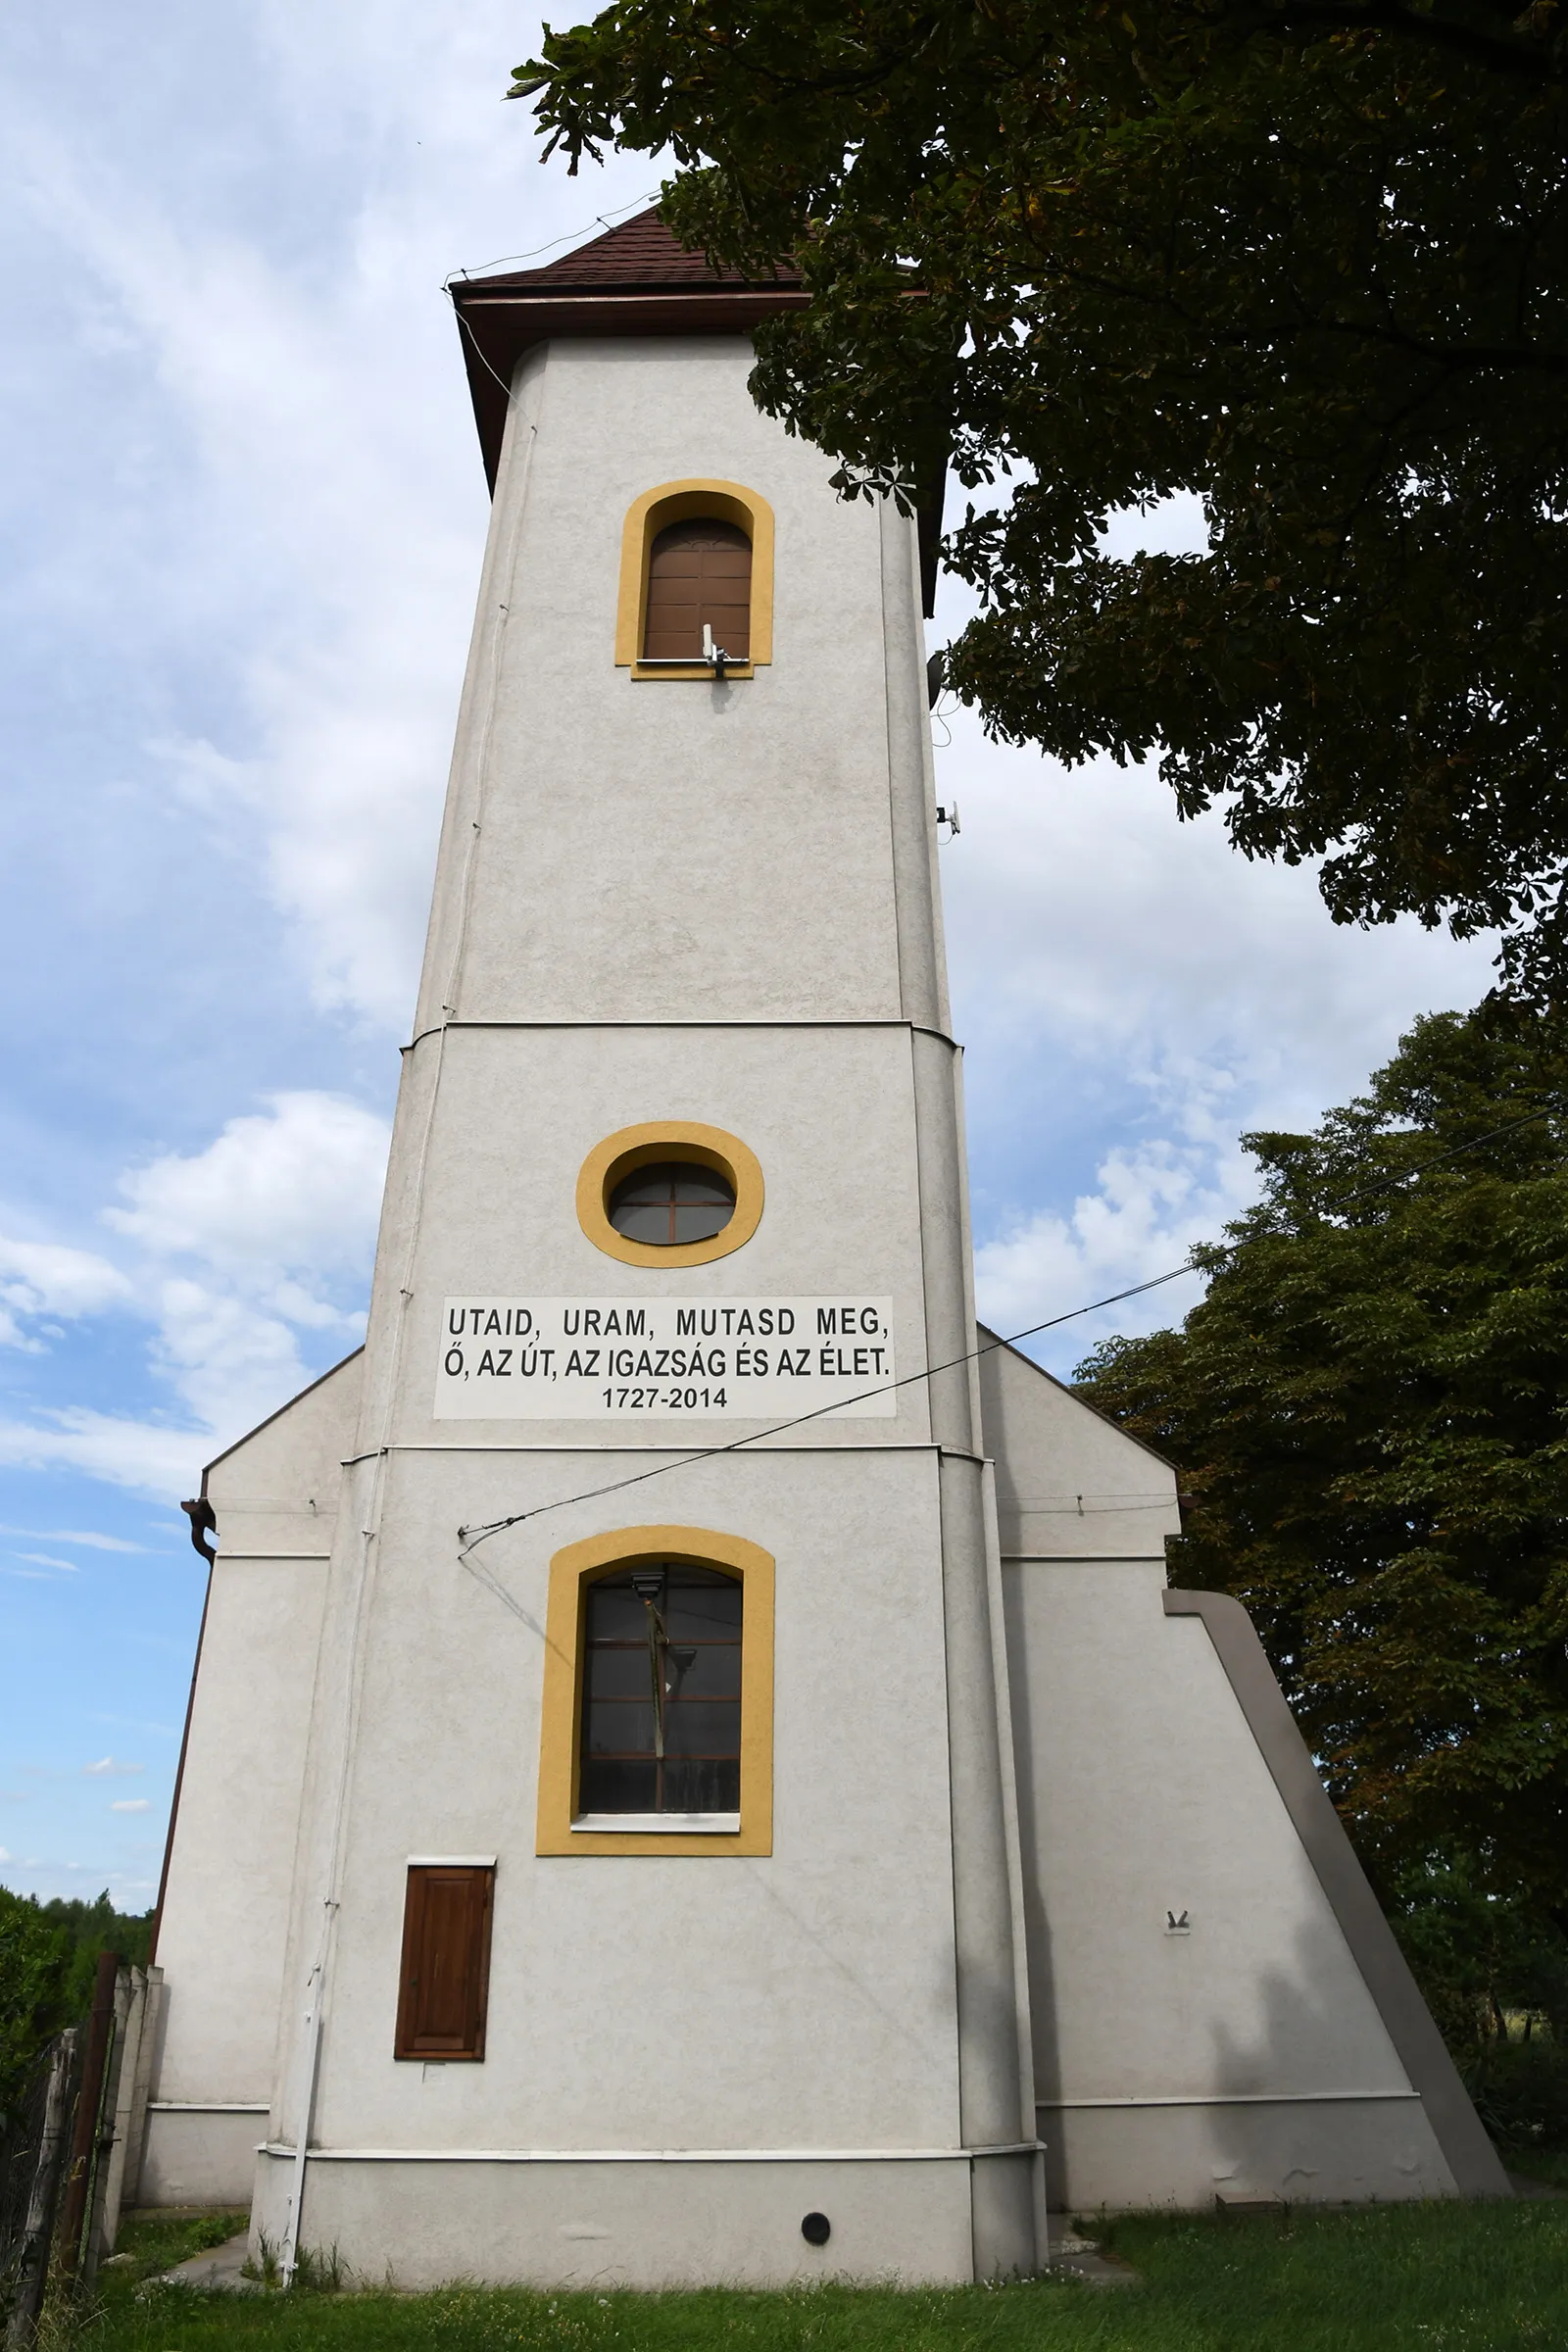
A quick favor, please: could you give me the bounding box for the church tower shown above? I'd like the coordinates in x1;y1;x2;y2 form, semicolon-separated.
267;211;1036;2283
139;213;1507;2286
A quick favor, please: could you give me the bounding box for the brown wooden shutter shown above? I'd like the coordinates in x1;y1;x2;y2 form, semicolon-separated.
394;1864;494;2061
643;519;752;660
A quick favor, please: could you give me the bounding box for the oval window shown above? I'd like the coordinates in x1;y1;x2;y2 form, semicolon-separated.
577;1122;763;1267
607;1161;736;1247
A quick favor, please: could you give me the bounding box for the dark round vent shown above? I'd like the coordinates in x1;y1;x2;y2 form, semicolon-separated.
801;2211;831;2246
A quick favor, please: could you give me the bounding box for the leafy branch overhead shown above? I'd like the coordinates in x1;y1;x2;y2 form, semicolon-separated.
514;0;1568;994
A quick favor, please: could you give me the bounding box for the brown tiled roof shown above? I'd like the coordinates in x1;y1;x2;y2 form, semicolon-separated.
448;203;942;615
450;206;809;490
466;206;802;294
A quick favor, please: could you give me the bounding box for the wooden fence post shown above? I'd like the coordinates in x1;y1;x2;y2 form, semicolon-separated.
96;1967;149;2261
4;2029;76;2351
58;1953;119;2286
81;1969;135;2290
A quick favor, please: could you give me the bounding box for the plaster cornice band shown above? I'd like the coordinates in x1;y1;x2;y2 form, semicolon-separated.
1036;2090;1421;2109
257;2140;1045;2165
402;1019;963;1054
148;2101;270;2114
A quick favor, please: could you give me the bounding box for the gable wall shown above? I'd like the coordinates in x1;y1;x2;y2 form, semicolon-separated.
140;1350;362;2206
981;1330;1496;2206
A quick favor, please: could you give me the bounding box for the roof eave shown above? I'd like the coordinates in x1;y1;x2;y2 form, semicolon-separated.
450;281;812;494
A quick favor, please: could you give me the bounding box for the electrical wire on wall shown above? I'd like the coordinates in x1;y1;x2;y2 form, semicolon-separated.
457;1101;1560;1559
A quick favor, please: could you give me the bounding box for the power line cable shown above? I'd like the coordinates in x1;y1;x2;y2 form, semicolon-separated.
445;191;662;287
457;1098;1559;1554
444;189;666;408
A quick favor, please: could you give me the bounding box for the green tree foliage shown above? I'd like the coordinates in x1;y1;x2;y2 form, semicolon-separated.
37;1892;153;2015
1072;1003;1568;2034
1390;1843;1568;2057
515;2;1568;992
0;1890;153;2119
0;1888;73;2121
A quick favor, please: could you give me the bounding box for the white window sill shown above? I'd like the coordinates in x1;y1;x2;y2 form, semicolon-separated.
571;1813;740;1835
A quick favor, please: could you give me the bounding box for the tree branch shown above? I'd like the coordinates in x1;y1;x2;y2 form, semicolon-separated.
1237;0;1567;84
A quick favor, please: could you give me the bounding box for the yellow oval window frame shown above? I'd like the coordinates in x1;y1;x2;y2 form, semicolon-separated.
576;1121;764;1269
615;479;775;682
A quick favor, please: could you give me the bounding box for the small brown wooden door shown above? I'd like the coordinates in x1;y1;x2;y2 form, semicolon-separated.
394;1864;494;2061
643;518;752;660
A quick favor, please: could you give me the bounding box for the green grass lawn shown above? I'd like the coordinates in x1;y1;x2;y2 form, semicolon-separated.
103;2212;251;2284
74;2199;1568;2352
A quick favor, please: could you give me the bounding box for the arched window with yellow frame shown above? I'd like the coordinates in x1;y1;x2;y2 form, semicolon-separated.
615;480;775;681
536;1526;774;1857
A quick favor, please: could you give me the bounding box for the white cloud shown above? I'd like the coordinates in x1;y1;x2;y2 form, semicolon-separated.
0;1412;212;1500
0;1093;388;1495
0;1239;133;1349
149;1278;325;1441
13;1553;79;1573
109;1092;388;1273
110;1798;151;1814
82;1756;144;1776
105;1091;387;1440
0;1095;385;1419
0;1527;148;1552
938;718;1496;1374
1098;491;1211;562
5;11;656;1030
942;729;1494;1123
0;1849;9;1863
974;1138;1245;1363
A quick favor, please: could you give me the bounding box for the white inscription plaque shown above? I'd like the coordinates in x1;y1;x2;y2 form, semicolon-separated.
435;1298;896;1420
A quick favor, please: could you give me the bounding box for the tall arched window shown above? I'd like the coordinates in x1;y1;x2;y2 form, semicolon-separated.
642;519;752;663
579;1563;742;1817
536;1526;775;1856
615;480;774;680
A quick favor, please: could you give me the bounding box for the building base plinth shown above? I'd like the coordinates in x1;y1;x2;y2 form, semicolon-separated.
253;2146;1042;2288
1040;2096;1459;2212
140;2108;270;2209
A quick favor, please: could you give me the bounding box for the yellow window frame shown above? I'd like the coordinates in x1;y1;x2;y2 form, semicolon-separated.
575;1120;764;1271
536;1524;775;1857
614;479;775;681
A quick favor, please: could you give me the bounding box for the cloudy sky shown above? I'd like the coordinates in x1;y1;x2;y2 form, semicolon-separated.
0;2;1494;1908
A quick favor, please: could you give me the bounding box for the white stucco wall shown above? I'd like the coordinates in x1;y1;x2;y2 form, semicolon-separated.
379;1024;937;1450
978;1327;1180;1559
142;1351;361;2206
232;317;1035;2283
415;334;945;1036
1003;1559;1454;2205
981;1335;1460;2206
253;2149;982;2291
299;1448;961;2155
